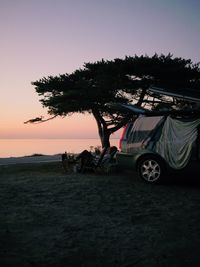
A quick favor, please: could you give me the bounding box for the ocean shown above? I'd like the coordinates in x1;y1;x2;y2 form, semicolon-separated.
0;139;120;158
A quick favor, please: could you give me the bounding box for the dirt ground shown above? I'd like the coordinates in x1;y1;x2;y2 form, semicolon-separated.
1;162;200;267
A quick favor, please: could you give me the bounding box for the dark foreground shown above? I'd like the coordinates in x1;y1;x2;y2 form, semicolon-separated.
1;162;200;267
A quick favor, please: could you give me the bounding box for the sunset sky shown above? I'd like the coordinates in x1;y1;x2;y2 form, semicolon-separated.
1;0;200;139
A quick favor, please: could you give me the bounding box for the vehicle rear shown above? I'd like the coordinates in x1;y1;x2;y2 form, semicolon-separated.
118;121;137;170
117;115;200;183
116;116;169;183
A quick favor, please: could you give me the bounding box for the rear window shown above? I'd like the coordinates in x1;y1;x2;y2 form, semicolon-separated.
127;116;164;146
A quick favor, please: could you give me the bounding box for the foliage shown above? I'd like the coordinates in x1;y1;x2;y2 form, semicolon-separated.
30;54;200;147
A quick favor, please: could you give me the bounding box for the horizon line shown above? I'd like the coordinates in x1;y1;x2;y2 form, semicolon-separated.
0;137;120;140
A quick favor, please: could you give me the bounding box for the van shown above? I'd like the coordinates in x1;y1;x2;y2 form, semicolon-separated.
117;114;200;183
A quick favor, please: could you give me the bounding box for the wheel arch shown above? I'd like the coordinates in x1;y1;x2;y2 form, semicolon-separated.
135;152;167;170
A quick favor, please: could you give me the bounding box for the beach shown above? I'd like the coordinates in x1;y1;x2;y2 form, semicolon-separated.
1;161;200;266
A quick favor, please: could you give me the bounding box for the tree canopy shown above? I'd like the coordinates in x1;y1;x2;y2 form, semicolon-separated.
29;54;200;148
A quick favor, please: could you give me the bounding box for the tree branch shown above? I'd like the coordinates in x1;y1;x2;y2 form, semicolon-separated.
24;115;57;124
109;113;133;133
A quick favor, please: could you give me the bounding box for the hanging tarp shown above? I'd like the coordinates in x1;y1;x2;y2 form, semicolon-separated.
155;116;200;169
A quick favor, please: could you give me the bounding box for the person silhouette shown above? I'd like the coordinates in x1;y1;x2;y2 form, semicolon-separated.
61;151;68;171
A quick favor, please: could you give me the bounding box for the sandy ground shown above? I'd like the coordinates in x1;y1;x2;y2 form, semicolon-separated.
1;162;200;267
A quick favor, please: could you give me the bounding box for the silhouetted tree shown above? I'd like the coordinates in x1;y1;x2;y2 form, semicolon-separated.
27;54;200;148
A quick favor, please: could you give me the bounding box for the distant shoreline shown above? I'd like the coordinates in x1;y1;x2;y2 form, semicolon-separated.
0;154;62;165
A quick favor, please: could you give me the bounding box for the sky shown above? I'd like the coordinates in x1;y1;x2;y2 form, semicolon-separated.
0;0;200;139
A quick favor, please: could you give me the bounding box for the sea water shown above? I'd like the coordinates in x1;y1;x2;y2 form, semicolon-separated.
0;139;119;158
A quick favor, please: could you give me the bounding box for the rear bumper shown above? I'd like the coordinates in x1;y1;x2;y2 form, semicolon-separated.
116;152;138;170
116;150;167;171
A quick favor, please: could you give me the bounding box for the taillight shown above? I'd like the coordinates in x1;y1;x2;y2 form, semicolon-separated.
119;124;128;150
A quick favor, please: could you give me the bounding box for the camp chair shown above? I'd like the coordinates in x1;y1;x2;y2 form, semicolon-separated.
97;146;118;173
75;146;118;173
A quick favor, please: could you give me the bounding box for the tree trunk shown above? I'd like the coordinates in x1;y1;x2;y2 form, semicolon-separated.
101;130;111;148
92;108;132;149
92;108;111;148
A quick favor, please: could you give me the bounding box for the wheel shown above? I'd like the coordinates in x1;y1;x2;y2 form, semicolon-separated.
137;155;165;183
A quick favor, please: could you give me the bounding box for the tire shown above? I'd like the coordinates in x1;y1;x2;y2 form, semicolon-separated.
137;155;165;184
